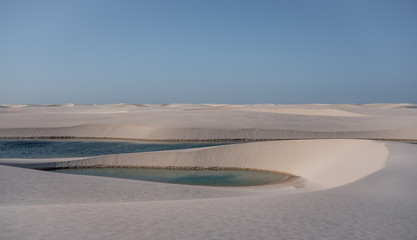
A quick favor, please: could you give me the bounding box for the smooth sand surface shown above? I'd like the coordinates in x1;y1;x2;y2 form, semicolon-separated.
1;103;417;140
1;104;417;239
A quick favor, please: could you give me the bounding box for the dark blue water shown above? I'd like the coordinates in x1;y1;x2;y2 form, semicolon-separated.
0;139;230;158
52;168;288;186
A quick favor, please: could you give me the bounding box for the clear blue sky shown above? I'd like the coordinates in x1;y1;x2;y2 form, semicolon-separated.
1;0;416;104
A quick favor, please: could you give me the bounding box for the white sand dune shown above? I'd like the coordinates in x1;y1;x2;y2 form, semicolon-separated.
0;104;416;140
207;105;368;117
1;104;417;239
1;141;416;239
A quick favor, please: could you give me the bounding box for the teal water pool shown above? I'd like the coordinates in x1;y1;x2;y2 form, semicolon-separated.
52;168;288;186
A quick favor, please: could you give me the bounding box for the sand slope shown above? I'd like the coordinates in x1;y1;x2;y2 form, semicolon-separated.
1;104;417;239
0;142;416;239
0;104;416;140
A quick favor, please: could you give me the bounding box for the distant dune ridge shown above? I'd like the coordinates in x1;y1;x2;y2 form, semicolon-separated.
1;104;417;239
0;103;416;140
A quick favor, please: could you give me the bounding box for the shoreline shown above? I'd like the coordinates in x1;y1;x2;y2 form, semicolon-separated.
1;136;417;143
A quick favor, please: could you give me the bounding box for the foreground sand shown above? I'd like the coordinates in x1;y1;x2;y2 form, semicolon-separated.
1;104;417;239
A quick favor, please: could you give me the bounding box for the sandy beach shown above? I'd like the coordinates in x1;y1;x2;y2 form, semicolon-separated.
1;104;417;239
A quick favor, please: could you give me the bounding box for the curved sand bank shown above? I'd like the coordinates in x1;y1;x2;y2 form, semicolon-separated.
4;139;387;189
1;141;416;239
